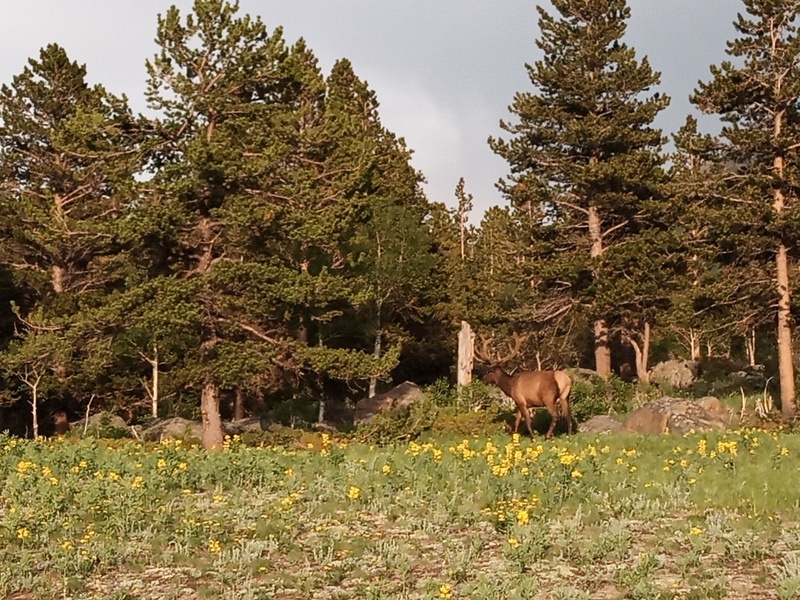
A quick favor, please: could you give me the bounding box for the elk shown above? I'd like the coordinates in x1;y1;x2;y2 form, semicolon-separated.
475;333;573;439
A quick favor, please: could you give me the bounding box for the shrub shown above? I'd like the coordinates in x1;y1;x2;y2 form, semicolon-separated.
568;372;641;422
353;394;440;444
424;379;499;411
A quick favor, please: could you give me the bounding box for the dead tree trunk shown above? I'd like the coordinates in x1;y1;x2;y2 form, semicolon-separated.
457;321;475;387
201;381;224;450
589;205;611;378
234;387;245;421
627;322;651;383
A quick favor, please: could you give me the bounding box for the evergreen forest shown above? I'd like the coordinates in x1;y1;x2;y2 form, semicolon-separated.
2;0;800;448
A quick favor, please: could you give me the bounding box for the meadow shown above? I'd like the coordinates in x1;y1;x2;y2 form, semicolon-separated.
2;426;800;600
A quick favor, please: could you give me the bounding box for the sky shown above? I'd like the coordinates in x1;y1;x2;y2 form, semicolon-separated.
0;1;741;217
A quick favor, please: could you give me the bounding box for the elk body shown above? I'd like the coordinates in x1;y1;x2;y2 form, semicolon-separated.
482;366;573;439
476;332;573;439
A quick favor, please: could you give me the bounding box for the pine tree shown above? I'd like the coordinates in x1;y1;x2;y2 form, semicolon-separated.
490;0;668;377
143;1;435;444
0;44;144;426
691;0;800;415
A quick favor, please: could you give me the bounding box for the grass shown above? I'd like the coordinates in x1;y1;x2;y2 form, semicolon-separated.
1;427;800;599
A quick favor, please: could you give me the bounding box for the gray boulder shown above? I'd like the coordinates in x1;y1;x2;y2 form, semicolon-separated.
623;396;727;435
354;381;424;425
650;360;698;389
578;415;625;434
140;417;203;442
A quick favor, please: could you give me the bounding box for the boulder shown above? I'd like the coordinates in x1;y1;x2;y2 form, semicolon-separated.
83;411;129;434
140;417;203;442
623;406;671;435
578;415;625;434
697;396;727;419
623;396;727;435
354;381;424;425
650;360;698;389
224;417;264;435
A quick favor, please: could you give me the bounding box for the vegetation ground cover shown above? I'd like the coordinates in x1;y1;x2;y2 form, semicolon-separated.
2;426;800;599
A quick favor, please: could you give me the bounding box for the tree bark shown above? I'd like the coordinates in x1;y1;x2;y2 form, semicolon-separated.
234;387;245;421
589;205;611;378
52;264;67;294
457;321;474;387
773;113;796;416
369;310;382;398
628;322;651;383
30;381;39;439
201;381;225;450
745;326;757;367
776;242;796;416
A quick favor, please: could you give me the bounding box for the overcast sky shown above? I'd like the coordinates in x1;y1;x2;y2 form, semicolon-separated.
1;1;740;217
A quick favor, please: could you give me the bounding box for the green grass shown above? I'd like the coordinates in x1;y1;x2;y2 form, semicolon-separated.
1;428;800;599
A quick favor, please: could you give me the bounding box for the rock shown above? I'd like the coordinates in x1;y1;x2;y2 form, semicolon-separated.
141;417;203;442
623;407;671;435
623;396;727;435
354;381;424;425
697;396;727;419
224;417;263;435
650;360;698;389
578;415;625;434
83;411;129;434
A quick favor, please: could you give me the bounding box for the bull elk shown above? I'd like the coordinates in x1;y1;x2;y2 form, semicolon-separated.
475;333;573;439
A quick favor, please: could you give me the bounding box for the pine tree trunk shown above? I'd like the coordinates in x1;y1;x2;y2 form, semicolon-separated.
234;387;245;421
589;205;611;378
201;381;224;450
151;347;159;418
369;309;382;398
689;329;700;362
629;322;651;383
776;243;796;416
31;383;39;439
52;264;67;294
745;326;757;367
369;327;381;398
774;120;796;416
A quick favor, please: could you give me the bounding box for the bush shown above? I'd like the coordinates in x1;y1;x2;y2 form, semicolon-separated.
424;378;500;411
353;394;440;445
568;373;645;422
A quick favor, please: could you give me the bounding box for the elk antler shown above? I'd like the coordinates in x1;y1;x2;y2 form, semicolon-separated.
474;334;495;365
474;332;530;365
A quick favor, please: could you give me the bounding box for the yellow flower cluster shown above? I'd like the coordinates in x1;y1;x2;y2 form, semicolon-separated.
405;441;443;460
482;495;539;525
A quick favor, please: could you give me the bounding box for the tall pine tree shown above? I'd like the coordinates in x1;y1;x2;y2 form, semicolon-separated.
490;0;668;377
692;0;800;415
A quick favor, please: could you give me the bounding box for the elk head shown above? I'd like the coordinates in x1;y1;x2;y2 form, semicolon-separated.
474;332;529;384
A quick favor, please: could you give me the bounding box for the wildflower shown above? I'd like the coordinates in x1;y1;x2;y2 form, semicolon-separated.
571;469;582;479
781;447;790;456
439;583;453;599
157;458;167;469
62;541;73;551
16;527;30;540
507;537;520;549
516;509;530;525
381;464;391;475
347;486;361;500
689;526;703;536
284;468;294;477
208;539;222;553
